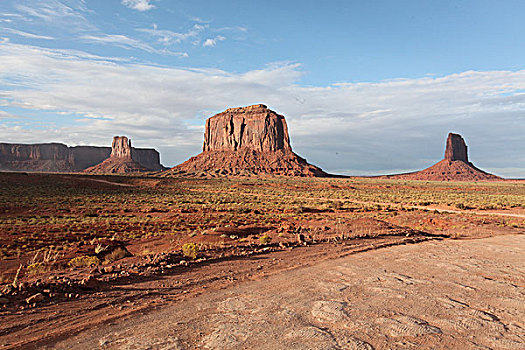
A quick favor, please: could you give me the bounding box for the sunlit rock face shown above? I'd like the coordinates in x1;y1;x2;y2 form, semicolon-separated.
170;104;327;177
111;136;132;158
203;104;292;153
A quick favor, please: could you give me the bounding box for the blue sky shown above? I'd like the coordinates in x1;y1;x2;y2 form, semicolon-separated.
0;0;524;177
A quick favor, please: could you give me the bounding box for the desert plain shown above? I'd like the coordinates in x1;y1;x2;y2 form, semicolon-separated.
0;172;524;349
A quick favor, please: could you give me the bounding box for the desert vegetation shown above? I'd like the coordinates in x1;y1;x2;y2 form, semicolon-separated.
0;172;523;302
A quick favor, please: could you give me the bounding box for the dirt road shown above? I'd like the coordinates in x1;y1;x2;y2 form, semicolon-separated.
50;234;525;349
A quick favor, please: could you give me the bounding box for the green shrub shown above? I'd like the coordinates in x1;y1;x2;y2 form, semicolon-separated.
68;255;100;267
182;243;200;259
259;234;272;245
26;262;46;275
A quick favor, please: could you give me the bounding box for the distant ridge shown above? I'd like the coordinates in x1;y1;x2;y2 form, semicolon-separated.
0;140;164;173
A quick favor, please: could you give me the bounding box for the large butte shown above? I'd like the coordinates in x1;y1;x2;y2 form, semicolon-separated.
165;104;327;177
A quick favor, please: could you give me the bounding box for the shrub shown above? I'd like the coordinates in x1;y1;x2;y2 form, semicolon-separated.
103;247;131;264
259;234;272;245
94;244;109;254
26;262;46;275
68;255;100;268
182;243;200;259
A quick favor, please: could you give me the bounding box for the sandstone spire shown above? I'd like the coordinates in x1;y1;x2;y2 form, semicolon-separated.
444;133;468;162
111;136;132;158
84;135;163;174
385;132;499;181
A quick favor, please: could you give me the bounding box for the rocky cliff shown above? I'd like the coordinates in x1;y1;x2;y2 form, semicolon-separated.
0;143;74;172
168;105;327;177
385;133;500;181
203;104;292;153
0;138;164;173
130;148;163;171
68;146;111;171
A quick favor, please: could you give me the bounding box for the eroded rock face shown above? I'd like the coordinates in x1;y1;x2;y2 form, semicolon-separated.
203;104;292;153
111;136;132;158
0;143;74;172
444;133;468;162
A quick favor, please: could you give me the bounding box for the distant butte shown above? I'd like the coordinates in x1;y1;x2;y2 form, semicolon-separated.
165;104;327;177
386;133;500;181
0;138;164;173
84;136;152;174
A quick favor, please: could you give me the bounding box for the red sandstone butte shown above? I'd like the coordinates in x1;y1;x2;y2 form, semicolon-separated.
386;133;500;181
84;136;150;174
168;104;327;177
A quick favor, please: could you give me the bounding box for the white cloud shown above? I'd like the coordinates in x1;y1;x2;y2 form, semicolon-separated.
203;35;226;47
138;24;206;45
0;42;524;177
0;110;25;119
80;34;187;57
3;28;54;40
217;26;248;33
121;0;155;12
14;0;93;31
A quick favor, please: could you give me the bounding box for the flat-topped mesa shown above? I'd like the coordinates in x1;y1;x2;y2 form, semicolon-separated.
444;133;468;162
203;104;292;153
168;104;328;177
111;136;132;158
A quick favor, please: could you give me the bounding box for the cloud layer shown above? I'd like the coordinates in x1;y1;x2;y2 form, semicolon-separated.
0;42;524;177
121;0;155;12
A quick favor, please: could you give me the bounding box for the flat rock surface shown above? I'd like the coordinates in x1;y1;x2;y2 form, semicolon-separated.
50;235;525;349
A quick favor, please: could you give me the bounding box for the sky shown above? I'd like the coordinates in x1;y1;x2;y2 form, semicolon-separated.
0;0;524;177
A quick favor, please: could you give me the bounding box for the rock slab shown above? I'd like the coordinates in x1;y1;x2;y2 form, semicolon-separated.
203;104;291;153
111;136;132;158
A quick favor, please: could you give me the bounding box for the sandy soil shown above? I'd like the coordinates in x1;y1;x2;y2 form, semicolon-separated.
47;234;525;350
